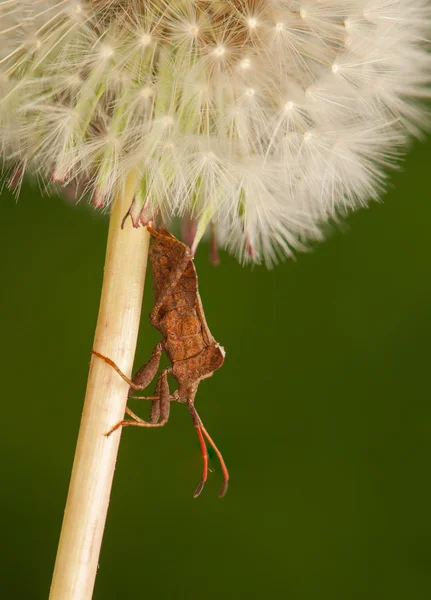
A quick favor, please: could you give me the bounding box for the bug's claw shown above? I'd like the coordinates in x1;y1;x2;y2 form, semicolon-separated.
104;421;125;437
193;481;205;498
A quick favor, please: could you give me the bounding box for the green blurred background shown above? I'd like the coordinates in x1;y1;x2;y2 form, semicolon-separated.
1;140;430;600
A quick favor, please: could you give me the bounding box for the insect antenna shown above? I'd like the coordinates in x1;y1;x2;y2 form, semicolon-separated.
187;403;229;499
199;421;230;498
193;425;208;499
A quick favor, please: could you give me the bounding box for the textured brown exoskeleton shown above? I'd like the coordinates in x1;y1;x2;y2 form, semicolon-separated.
92;226;229;497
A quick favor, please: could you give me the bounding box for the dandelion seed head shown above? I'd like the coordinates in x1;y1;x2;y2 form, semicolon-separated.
0;0;430;265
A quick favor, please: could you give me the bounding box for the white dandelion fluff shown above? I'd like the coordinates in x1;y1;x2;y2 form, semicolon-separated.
0;0;430;264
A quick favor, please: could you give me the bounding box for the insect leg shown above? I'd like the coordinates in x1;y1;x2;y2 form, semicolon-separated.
149;378;161;424
91;343;162;394
128;342;163;394
104;370;172;436
149;369;171;424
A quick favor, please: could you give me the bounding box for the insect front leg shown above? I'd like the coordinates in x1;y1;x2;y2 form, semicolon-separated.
105;369;172;436
91;343;163;395
127;342;165;431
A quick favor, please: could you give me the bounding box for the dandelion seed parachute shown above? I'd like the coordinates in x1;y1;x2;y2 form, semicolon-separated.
0;1;430;264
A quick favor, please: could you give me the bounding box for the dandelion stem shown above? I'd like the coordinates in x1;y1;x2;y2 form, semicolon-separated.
49;171;150;600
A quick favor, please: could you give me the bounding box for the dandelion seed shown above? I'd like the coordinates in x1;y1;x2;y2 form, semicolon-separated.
0;0;430;265
140;34;152;47
214;45;226;57
239;57;251;70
